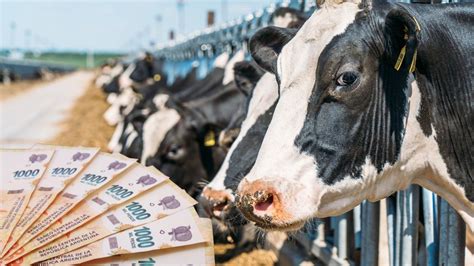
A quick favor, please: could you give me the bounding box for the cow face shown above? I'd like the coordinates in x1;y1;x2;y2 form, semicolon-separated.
237;1;425;231
142;105;220;195
130;53;165;85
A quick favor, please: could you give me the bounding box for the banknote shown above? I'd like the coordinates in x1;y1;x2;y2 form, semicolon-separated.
0;149;55;254
2;152;136;261
4;164;167;263
18;180;197;264
0;146;100;257
35;208;206;265
86;218;215;266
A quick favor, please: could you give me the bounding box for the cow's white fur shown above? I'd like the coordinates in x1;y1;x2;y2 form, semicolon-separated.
153;94;170;109
95;64;124;88
141;107;181;163
222;50;245;85
119;64;136;89
103;87;138;126
108;121;124;152
206;73;279;199
213;52;230;69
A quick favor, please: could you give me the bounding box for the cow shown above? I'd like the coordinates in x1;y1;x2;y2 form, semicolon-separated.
235;0;474;232
142;81;245;196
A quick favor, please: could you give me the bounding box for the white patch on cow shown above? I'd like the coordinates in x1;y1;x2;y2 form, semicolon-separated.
125;130;138;150
153;94;170;109
103;87;139;126
207;73;279;199
108;121;124;152
106;93;118;104
213;52;230;68
141;107;181;163
95;64;124;88
238;3;361;223
222;50;245;85
119;64;136;89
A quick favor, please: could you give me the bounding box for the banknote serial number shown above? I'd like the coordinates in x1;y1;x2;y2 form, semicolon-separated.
13;169;40;178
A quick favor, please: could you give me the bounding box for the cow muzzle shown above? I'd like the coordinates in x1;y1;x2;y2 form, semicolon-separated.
201;187;233;219
236;178;307;231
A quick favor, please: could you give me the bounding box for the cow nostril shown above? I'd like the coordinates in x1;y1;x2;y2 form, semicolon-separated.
254;193;273;212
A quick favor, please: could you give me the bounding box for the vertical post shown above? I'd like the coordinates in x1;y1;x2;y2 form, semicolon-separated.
395;185;420;265
335;213;348;260
402;185;420;265
354;205;362;249
386;195;396;266
439;199;465;266
422;189;438;266
361;200;380;266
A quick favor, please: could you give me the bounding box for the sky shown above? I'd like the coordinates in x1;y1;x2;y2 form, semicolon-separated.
0;0;276;53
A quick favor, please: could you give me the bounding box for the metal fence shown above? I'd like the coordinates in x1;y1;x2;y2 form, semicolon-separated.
153;0;468;265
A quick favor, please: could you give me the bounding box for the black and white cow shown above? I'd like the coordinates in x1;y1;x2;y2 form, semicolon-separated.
236;0;473;232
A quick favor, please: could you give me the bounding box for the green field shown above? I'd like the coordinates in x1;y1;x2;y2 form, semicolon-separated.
19;51;125;69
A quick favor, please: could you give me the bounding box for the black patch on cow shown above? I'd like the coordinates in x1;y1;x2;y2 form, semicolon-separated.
224;102;277;191
416;88;432;137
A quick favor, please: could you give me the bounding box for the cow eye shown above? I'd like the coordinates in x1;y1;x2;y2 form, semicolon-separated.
166;144;184;160
336;72;358;87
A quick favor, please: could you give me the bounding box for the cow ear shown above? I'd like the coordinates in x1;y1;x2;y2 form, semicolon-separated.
384;7;421;73
250;26;297;74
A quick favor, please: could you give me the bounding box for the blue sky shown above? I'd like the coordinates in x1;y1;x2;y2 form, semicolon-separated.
0;0;275;53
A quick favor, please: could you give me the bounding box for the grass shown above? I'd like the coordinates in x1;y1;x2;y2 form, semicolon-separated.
23;52;125;69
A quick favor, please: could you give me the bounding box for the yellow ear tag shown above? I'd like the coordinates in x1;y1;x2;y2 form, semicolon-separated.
409;49;417;73
153;74;161;81
204;130;216;147
394;45;406;71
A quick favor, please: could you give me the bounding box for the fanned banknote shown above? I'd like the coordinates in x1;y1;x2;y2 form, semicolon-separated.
0;146;215;265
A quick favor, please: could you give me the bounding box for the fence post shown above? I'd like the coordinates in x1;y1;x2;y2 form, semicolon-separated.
395;185;420;265
422;189;439;266
387;195;396;266
335;213;348;260
439;199;465;266
361;200;379;266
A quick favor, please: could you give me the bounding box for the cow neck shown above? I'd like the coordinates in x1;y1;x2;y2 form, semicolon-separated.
404;3;473;198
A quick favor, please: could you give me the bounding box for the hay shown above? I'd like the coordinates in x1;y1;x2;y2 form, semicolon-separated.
47;81;114;150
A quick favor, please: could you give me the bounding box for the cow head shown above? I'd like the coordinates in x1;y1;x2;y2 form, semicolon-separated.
236;0;426;231
130;53;166;86
142;101;225;196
